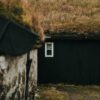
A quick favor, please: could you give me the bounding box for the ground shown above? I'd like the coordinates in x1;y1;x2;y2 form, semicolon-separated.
36;84;100;100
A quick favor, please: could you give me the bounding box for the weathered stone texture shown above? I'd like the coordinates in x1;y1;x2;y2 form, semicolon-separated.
0;49;37;100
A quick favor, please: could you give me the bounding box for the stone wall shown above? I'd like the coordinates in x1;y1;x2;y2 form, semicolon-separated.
0;49;37;100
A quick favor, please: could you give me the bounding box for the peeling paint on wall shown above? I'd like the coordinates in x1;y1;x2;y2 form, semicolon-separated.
0;49;37;100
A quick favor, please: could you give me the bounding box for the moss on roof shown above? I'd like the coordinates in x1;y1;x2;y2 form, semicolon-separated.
31;0;100;35
0;0;100;35
0;0;44;41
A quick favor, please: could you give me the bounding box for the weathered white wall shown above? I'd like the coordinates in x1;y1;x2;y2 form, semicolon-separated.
0;49;37;100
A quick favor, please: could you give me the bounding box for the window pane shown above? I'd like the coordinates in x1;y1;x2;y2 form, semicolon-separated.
47;50;52;55
47;44;52;50
45;42;54;57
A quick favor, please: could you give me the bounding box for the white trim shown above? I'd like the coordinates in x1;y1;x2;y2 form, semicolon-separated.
45;42;54;57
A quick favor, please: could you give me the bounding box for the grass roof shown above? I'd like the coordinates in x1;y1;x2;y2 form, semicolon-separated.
0;0;44;41
31;0;100;35
0;0;100;35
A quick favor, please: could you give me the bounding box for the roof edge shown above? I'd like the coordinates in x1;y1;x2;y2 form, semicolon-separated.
45;31;100;40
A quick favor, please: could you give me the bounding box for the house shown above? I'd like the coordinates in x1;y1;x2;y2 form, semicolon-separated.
38;32;100;85
0;17;40;100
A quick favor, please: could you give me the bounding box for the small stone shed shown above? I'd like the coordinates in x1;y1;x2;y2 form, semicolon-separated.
0;17;39;100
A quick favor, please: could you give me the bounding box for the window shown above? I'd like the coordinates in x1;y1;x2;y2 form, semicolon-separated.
45;42;54;57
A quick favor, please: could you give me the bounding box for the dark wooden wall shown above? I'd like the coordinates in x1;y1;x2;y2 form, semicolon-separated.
38;39;100;85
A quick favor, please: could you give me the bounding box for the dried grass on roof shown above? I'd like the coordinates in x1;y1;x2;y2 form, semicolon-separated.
0;0;100;35
0;0;44;41
31;0;100;34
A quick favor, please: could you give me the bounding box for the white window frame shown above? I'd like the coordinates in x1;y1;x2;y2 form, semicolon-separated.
45;42;54;57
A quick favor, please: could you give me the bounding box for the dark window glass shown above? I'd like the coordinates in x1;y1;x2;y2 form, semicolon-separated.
47;50;52;55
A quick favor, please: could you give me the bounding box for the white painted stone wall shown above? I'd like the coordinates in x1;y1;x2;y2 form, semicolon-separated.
0;49;37;100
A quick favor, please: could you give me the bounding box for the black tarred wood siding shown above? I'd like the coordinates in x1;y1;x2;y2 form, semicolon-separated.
38;38;100;84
